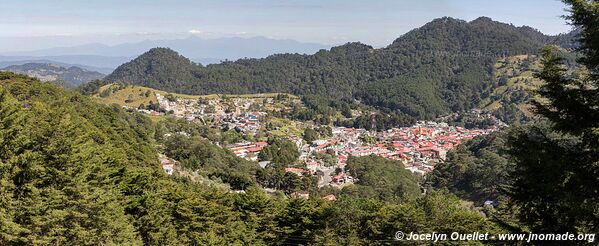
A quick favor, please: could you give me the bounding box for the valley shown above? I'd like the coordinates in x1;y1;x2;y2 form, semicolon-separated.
1;1;598;243
93;82;499;191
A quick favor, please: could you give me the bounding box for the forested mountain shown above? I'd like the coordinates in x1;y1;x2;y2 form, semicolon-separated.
554;28;581;50
0;58;113;74
0;55;122;74
105;17;574;122
2;63;105;87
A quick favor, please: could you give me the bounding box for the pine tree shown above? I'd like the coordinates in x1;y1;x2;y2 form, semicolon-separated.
0;88;29;243
508;0;599;234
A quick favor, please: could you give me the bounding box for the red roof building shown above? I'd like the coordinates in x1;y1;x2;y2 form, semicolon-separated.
247;147;262;152
323;194;337;201
285;167;305;176
255;142;268;147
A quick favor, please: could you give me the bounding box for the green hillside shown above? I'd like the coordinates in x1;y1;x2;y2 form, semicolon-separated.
479;49;581;124
479;55;545;123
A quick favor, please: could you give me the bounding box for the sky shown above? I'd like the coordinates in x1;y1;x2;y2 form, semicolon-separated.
0;0;572;51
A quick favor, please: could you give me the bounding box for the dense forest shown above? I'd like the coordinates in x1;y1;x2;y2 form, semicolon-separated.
102;17;576;124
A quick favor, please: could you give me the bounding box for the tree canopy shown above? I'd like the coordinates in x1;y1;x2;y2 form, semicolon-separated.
344;155;420;202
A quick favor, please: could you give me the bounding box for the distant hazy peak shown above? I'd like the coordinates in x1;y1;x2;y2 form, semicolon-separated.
1;62;105;87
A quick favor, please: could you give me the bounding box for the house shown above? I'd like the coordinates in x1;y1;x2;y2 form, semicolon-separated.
337;155;348;167
285;167;305;177
246;147;262;152
248;115;259;123
417;147;447;160
311;139;327;147
484;200;498;208
331;172;353;185
323;194;337;201
290;192;309;199
306;160;320;171
255;142;268;147
160;159;175;175
405;166;426;175
434;148;447;160
233;149;249;158
258;161;271;168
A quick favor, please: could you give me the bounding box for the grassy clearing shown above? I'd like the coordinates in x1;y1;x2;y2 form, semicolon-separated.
264;117;304;138
93;83;299;108
94;84;159;108
480;55;544;116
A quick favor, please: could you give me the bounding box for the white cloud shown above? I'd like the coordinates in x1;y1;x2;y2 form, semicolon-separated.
188;29;203;34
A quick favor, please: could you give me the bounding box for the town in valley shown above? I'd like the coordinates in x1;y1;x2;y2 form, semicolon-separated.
103;84;501;193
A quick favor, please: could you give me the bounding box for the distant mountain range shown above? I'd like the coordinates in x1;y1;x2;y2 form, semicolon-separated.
101;16;579;124
1;63;105;87
0;56;117;74
0;36;330;73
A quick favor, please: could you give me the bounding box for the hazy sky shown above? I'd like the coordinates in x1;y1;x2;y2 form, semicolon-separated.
1;0;572;50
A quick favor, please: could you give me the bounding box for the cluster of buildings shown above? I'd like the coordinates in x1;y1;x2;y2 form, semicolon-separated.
379;122;497;174
148;92;498;189
149;93;282;133
221;120;497;187
226;141;269;161
295;121;498;184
